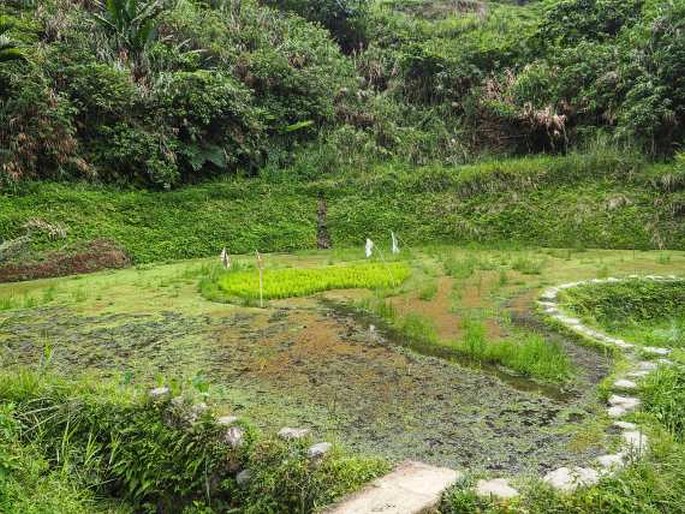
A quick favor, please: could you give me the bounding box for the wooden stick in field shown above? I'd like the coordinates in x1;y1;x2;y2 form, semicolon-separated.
255;250;264;308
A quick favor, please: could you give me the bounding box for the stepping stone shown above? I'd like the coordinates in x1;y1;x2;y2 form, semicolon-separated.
323;461;459;514
541;288;559;300
637;361;658;371
608;395;641;409
614;421;637;430
643;347;671;356
658;358;674;366
626;370;650;379
475;478;519;499
607;395;641;417
278;427;311;440
611;340;634;350
613;379;637;391
554;314;582;325
596;454;624;471
543;467;599;493
622;431;648;454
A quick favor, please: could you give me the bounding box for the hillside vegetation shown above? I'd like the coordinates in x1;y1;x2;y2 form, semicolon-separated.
1;0;684;190
2;1;685;513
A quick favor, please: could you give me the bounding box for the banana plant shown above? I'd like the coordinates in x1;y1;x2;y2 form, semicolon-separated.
93;0;166;59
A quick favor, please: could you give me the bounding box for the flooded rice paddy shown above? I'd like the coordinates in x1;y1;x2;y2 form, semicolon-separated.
1;248;683;475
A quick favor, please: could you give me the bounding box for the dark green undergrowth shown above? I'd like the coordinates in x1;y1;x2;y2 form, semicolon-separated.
0;369;387;513
440;365;685;513
1;152;684;267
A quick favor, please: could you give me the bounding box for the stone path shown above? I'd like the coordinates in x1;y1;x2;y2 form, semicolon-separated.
323;461;460;514
325;275;682;510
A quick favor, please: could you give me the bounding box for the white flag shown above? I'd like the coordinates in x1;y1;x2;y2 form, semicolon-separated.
220;247;230;269
365;238;374;258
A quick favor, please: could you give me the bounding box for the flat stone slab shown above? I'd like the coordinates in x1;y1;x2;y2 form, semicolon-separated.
543;467;599;493
613;379;637;391
596;453;624;471
643;346;671;356
475;478;519;499
324;461;459;514
614;421;637;430
622;431;648;454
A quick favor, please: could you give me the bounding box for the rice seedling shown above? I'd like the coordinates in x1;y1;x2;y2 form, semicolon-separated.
213;262;411;302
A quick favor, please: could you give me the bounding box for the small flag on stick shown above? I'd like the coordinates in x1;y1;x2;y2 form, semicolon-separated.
365;238;374;258
391;232;400;255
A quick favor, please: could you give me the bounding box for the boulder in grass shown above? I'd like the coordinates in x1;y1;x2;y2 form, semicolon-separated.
224;426;245;449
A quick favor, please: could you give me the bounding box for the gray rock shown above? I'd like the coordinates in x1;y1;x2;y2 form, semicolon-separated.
224;426;244;449
543;467;599;493
150;386;170;398
475;478;519;499
308;442;333;459
613;421;637;430
613;379;637;391
626;369;650;379
236;469;251;486
622;430;648;454
637;361;658;372
596;454;624;471
324;461;459;514
278;427;311;440
643;347;671;356
608;395;641;410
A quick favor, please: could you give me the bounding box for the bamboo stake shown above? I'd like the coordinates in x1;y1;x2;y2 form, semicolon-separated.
255;250;264;308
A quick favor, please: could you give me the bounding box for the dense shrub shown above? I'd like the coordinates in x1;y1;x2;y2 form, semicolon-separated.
2;0;685;186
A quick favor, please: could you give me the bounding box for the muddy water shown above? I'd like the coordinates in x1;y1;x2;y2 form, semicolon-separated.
0;299;609;475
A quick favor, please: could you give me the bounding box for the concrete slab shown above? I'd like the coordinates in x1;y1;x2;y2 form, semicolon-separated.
324;461;459;514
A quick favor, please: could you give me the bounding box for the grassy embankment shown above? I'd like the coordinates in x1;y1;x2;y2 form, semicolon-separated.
1;152;684;269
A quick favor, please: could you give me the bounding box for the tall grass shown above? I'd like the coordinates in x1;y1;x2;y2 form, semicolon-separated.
452;319;572;382
358;299;571;383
